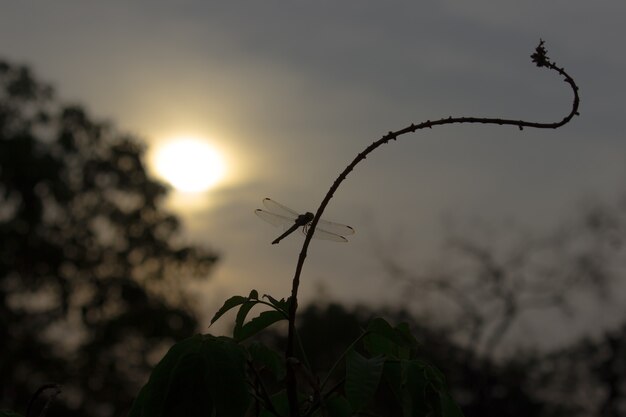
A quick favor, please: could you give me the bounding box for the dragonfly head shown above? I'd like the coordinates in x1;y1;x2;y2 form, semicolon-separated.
298;212;315;225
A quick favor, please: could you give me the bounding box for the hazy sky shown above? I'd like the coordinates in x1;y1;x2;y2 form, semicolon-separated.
2;1;625;350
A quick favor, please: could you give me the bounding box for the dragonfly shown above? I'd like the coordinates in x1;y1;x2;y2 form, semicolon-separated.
255;198;355;245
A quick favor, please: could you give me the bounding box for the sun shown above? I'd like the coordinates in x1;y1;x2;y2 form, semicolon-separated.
153;138;226;193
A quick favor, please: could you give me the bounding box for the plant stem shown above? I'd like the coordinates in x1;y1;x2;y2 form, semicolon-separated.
284;40;580;417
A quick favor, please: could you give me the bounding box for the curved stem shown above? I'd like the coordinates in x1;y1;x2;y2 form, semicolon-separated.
284;40;580;417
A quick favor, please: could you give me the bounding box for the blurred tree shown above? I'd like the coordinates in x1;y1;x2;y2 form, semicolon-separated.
0;60;217;417
371;192;626;415
377;197;626;357
532;322;626;417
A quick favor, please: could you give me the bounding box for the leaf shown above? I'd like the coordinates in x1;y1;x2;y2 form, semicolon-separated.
233;290;263;337
129;335;215;417
0;411;24;417
439;392;465;417
205;337;251;416
345;351;386;412
366;317;396;337
234;300;260;337
210;295;247;326
402;360;465;417
235;310;286;341
263;294;290;314
423;363;446;391
318;395;352;417
364;318;417;360
364;323;397;358
382;361;403;403
248;341;286;380
311;394;355;417
403;360;434;417
395;322;419;359
210;290;259;327
259;390;289;417
129;334;250;417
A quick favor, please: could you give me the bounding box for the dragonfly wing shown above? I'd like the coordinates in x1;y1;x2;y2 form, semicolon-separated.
255;209;297;228
303;227;349;242
317;219;355;236
262;198;300;218
257;198;354;244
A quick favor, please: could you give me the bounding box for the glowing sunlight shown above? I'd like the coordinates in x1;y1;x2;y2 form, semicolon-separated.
152;137;226;193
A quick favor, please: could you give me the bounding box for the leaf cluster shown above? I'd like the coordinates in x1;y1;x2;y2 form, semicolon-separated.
130;292;464;417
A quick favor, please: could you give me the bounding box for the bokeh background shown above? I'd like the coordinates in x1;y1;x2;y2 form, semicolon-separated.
2;2;625;416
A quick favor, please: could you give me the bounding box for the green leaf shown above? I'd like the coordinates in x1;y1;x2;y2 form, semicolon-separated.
317;395;352;417
234;300;261;337
382;361;403;403
133;338;215;417
210;290;260;328
366;317;396;337
263;294;290;314
210;295;247;326
440;392;465;417
423;363;446;390
0;411;24;417
248;341;286;380
402;360;464;417
205;337;251;416
259;390;289;417
364;330;396;359
403;360;434;417
395;322;419;359
129;334;250;417
345;351;386;412
235;310;286;341
364;318;417;360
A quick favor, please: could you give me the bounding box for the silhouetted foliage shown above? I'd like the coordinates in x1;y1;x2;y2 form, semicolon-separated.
275;302;626;417
0;60;217;417
260;303;543;417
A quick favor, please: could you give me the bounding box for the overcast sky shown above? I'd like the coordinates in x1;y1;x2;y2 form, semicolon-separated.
2;1;625;350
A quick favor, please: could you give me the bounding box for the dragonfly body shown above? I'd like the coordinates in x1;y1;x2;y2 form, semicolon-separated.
271;212;314;244
255;199;354;245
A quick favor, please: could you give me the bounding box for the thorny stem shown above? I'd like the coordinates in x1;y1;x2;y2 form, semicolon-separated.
284;40;580;416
